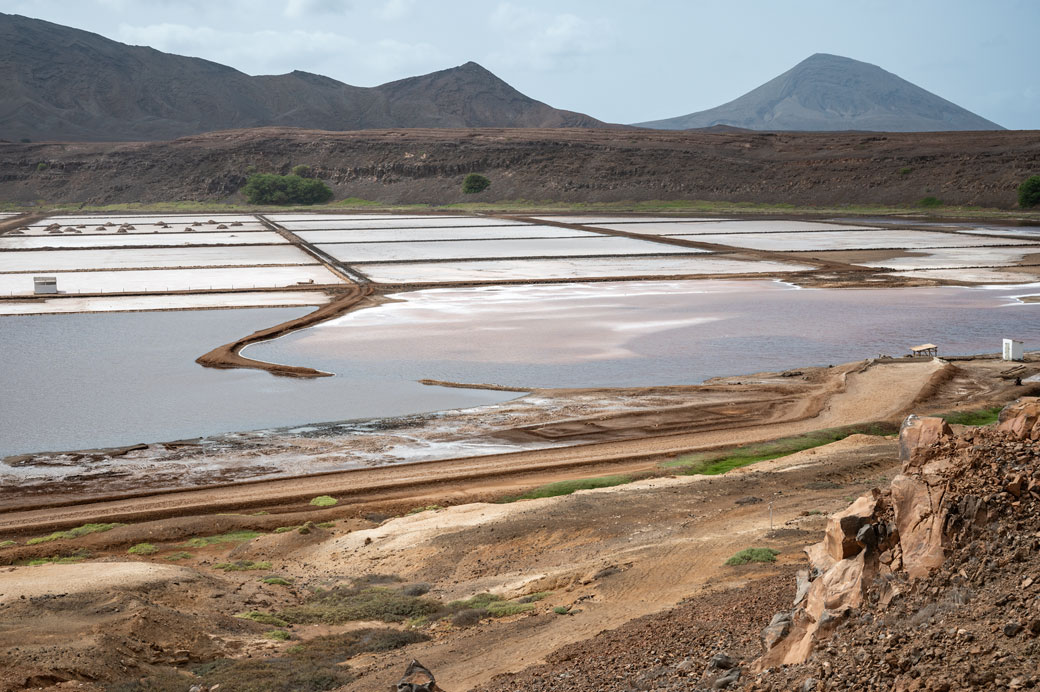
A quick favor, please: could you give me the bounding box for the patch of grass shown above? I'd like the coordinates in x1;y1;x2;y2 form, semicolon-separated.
665;423;896;475
447;592;535;617
163;551;193;561
918;196;943;208
725;548;780;566
274;525;298;533
236;611;289;627
127;542;159;555
0;540;16;548
333;196;383;207
309;495;337;508
25;522;124;545
265;629;292;641
503;474;633;502
263;576;293;586
553;606;571;615
518;591;552;603
215;560;272;572
26;555;87;566
182;530;261;548
938;405;1003;426
898;167;912;175
406;505;443;515
280;580;443;625
316;521;335;529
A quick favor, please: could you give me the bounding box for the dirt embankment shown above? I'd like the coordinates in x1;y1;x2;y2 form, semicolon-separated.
4;127;1040;207
195;282;372;377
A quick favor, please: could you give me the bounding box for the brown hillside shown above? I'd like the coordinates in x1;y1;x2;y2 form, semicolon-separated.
3;127;1039;207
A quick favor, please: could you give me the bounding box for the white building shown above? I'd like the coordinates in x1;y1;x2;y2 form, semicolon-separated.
33;276;57;295
1003;338;1024;361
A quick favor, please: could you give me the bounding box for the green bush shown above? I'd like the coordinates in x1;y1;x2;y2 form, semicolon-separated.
462;173;491;194
917;196;943;208
127;542;159;555
280;584;442;625
182;530;261;547
214;560;271;571
242;173;333;205
26;523;124;545
1019;175;1040;208
291;164;313;178
309;495;337;507
725;547;780;566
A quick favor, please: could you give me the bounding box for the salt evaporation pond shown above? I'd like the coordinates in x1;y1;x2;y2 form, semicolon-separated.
250;280;1040;391
3;280;1038;458
0;308;514;458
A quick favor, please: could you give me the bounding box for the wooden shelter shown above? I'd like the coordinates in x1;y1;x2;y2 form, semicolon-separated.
910;343;938;357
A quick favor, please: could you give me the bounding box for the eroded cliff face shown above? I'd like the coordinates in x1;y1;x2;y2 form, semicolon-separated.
756;399;1040;689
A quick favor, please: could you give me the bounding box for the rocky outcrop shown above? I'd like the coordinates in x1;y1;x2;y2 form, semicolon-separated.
758;400;1040;669
394;660;445;692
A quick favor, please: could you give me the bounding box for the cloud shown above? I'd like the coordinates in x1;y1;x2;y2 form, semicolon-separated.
487;2;613;71
283;0;351;19
376;0;414;21
114;22;441;84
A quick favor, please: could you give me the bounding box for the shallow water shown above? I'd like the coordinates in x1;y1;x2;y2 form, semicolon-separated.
251;280;1040;391
0;308;515;457
4;280;1038;459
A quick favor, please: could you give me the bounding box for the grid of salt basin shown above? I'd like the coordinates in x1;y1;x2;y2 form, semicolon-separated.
0;214;344;298
268;214;812;283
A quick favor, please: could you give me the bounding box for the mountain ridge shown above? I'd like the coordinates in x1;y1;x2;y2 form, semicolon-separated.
0;13;606;142
637;53;1003;132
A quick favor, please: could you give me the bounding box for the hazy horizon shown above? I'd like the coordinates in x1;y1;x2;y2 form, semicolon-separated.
5;0;1038;129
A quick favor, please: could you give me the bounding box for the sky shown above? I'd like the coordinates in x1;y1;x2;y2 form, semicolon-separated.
6;0;1039;129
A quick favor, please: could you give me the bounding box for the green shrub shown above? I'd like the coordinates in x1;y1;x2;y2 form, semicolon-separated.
553;606;571;615
917;196;943;208
309;495;337;507
898;167;912;175
666;423;896;475
262;576;293;586
265;629;292;641
447;592;534;617
725;548;780;566
279;583;442;625
242;173;333;205
462;173;491;194
26;523;124;545
0;540;16;548
236;611;289;627
504;474;633;501
36;162;48;172
127;543;159;555
214;560;272;571
182;530;261;547
938;405;1003;426
291;164;312;178
26;555;87;566
1019;175;1040;208
163;551;193;561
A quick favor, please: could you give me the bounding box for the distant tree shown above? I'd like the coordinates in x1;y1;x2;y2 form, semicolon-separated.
1019;175;1040;208
462;173;491;194
291;164;312;177
242;173;333;205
